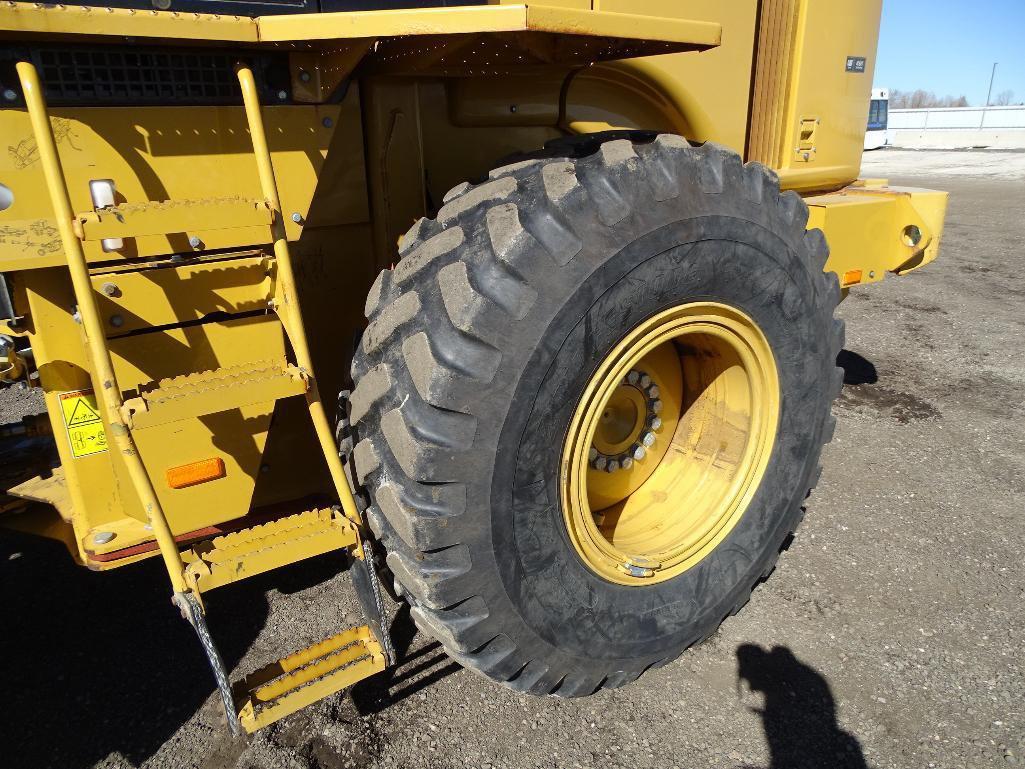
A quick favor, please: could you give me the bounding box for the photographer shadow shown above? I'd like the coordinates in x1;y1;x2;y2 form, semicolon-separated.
737;644;869;769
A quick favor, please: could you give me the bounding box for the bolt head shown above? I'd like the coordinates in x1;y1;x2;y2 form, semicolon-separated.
639;374;651;388
593;456;607;471
322;117;334;128
109;314;124;328
620;456;633;470
299;70;311;83
647;384;660;398
649;416;663;431
2;88;16;102
93;531;115;545
291;212;303;224
188;235;202;249
277;90;288;100
605;459;619;473
101;281;119;297
627;370;640;385
641;431;656;448
633;444;646;460
588;447;598;462
650;399;663;415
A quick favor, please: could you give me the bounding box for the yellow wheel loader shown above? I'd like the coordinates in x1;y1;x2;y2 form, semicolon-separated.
0;0;947;735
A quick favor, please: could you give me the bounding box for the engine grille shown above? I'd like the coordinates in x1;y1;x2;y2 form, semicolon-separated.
1;46;291;107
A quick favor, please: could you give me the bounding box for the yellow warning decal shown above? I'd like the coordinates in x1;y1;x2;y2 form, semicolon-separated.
59;389;108;458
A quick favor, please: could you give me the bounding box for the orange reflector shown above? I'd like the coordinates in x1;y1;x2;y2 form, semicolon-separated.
841;269;863;287
166;458;225;489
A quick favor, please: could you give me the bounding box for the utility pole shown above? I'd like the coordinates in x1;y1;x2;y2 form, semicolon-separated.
981;62;997;129
985;62;998;106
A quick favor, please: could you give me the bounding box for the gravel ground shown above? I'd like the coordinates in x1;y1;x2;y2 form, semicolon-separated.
1;150;1022;769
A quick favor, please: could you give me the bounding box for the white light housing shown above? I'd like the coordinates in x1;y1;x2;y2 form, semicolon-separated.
88;179;123;253
89;178;116;208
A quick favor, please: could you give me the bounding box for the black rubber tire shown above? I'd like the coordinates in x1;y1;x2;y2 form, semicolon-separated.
348;135;844;697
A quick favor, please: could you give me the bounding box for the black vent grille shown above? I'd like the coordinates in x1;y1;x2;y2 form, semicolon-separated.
39;49;241;104
0;46;292;107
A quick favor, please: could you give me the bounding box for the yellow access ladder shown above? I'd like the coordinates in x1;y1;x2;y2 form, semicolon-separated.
15;60;392;734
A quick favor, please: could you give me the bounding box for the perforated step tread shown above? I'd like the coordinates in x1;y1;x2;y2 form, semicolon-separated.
122;360;307;429
183;508;358;592
236;625;387;733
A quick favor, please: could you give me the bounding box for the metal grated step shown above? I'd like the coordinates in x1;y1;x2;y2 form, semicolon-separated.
121;360;308;429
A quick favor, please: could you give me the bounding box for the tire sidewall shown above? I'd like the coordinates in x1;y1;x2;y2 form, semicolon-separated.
489;215;833;665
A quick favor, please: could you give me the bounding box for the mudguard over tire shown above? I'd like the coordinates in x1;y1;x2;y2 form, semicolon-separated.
348;136;844;696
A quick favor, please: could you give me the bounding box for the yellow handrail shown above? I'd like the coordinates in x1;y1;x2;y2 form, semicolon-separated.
15;61;188;594
235;63;362;527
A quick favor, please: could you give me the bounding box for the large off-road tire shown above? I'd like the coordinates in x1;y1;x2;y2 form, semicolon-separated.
348;135;843;696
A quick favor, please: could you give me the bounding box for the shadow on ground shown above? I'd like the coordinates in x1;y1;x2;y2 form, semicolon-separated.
350;604;461;716
737;644;869;769
837;349;879;385
0;529;342;769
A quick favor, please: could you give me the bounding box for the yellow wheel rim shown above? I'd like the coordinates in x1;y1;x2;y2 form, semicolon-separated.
560;302;780;585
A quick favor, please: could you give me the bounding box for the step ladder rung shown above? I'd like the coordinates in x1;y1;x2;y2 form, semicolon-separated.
121;360;308;429
236;626;387;733
183;508;358;593
75;196;274;242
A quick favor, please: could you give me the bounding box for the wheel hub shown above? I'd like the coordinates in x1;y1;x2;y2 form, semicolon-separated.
561;302;780;586
588;368;663;473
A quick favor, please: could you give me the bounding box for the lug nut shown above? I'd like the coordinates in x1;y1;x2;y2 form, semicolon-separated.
648;384;660;398
620;456;633;470
593;456;607;471
639;373;651;388
588;447;598;462
641;431;656;448
633;444;646;460
605;459;619;473
649;416;663;431
627;370;640;385
650;399;663;415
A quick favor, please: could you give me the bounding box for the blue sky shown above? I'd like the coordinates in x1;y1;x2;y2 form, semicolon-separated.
875;0;1025;105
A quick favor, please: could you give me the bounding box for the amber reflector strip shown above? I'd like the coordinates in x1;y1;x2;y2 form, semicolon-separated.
166;457;226;489
841;269;863;287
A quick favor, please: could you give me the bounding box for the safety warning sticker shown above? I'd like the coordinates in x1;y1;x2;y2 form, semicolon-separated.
59;389;108;458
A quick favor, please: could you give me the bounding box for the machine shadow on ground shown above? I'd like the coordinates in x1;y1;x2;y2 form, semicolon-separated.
736;644;869;769
350;603;461;716
0;529;341;768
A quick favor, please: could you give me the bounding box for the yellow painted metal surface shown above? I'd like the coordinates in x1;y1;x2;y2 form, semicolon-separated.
0;105;351;270
89;252;274;336
258;4;719;46
810;183;949;286
751;0;884;191
562;302;779;585
0;1;718;48
0;1;259;41
564;0;757;153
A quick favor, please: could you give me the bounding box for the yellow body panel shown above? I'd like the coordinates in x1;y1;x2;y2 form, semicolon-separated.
0;0;943;566
0;0;948;736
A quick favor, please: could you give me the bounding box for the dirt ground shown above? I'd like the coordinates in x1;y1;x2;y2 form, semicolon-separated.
1;149;1022;769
